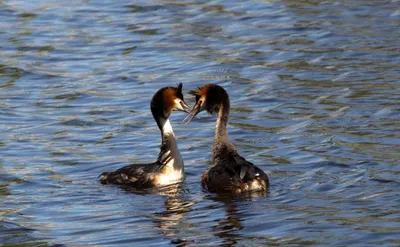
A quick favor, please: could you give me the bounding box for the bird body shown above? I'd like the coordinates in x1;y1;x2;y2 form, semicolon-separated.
99;83;189;188
184;84;269;193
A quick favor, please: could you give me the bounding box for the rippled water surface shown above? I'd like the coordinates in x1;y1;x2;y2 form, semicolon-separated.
1;0;400;246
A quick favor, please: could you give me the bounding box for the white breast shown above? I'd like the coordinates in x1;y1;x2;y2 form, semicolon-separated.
156;168;184;186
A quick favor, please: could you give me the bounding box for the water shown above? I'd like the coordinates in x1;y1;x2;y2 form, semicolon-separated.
1;0;399;246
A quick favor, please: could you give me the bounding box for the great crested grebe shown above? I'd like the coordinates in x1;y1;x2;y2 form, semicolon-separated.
99;83;189;188
183;84;269;193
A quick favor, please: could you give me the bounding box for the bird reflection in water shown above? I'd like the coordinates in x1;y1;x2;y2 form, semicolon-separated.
209;190;268;246
122;183;194;246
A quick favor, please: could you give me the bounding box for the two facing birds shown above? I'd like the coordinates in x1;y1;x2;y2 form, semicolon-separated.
99;83;269;194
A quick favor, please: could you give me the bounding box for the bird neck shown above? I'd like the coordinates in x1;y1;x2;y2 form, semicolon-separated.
213;97;233;161
157;117;184;171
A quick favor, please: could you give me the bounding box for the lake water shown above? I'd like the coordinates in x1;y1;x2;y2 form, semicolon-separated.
1;0;399;246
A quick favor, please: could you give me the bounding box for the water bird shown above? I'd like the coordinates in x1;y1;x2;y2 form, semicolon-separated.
99;83;189;188
183;84;269;193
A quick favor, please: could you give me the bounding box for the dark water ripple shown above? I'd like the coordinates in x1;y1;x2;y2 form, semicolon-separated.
1;0;400;246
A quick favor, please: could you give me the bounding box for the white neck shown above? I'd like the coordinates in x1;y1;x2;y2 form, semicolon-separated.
155;118;184;186
159;119;184;171
162;118;174;135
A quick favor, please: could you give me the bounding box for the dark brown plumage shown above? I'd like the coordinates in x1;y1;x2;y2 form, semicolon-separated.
185;84;269;194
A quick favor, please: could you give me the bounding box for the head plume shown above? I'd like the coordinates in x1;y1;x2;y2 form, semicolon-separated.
189;84;229;115
151;83;189;129
183;84;230;124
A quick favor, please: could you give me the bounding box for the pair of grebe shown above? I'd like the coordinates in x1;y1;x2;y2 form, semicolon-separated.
99;83;269;194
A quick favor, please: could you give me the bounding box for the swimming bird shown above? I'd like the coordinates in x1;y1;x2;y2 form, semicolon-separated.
183;84;269;193
99;83;189;188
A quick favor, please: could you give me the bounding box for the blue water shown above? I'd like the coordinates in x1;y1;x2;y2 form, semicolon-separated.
1;0;399;246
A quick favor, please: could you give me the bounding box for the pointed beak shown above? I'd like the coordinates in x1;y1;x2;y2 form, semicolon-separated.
180;100;190;113
183;101;202;125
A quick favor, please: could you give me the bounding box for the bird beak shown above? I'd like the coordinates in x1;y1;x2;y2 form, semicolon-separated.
181;100;190;113
183;101;202;125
